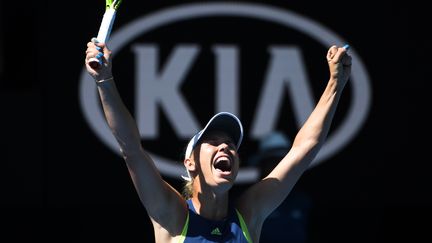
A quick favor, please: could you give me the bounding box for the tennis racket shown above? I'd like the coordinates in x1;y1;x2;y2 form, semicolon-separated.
88;0;123;69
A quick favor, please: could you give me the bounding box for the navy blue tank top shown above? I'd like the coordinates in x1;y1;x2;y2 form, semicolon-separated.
179;199;252;243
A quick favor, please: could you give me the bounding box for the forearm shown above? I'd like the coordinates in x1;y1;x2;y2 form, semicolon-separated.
292;77;344;152
254;77;345;215
265;77;343;186
96;78;142;153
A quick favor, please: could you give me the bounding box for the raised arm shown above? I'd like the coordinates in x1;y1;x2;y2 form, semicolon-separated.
84;40;186;235
238;45;352;232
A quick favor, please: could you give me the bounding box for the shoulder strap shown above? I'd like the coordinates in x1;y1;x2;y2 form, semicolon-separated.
235;209;253;243
178;206;190;243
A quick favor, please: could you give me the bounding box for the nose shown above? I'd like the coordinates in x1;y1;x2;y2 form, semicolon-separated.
218;143;229;152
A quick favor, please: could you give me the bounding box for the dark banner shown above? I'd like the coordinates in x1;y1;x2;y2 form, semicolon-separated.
1;0;430;242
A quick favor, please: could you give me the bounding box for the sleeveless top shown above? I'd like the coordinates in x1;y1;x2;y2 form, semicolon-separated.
178;199;252;243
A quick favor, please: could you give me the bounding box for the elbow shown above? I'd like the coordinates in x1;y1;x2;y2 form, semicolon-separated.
119;144;145;162
291;138;323;165
292;136;321;151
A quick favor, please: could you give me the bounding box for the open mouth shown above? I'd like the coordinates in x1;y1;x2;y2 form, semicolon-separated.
213;157;232;173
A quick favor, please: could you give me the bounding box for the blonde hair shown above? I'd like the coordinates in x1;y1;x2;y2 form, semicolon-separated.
182;179;193;199
181;144;194;199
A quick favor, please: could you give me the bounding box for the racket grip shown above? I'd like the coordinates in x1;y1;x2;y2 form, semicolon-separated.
96;9;117;44
89;9;116;69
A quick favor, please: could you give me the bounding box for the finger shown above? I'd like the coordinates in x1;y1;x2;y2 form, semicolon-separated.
86;55;102;69
91;37;100;44
343;44;350;51
331;46;349;63
327;45;338;61
90;38;107;50
89;53;104;67
85;46;103;60
99;45;110;58
91;37;109;59
87;38;107;68
85;46;100;55
96;52;104;61
86;41;102;53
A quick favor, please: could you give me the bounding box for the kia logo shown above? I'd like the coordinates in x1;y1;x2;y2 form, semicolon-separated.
79;2;371;183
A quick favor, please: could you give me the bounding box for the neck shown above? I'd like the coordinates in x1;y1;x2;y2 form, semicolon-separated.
191;180;230;220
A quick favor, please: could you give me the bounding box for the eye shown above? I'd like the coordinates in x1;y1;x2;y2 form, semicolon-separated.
202;138;235;148
226;141;236;149
203;139;220;146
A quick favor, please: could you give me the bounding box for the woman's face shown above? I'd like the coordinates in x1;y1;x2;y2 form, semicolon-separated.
193;131;240;192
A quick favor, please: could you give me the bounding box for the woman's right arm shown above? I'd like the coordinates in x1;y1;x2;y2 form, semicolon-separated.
85;40;187;235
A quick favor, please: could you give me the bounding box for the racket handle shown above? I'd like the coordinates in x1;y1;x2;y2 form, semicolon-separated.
89;9;117;69
96;9;117;44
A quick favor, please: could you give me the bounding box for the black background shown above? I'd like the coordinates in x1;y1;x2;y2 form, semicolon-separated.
1;0;431;242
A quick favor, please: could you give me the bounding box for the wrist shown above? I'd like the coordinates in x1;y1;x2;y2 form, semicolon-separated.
96;77;114;85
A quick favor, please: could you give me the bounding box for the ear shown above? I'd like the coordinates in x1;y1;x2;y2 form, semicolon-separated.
184;157;196;172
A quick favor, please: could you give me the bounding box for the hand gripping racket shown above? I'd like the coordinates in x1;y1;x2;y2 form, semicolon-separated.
88;0;123;69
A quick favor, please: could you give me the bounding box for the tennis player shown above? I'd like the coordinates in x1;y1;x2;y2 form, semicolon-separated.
84;40;351;242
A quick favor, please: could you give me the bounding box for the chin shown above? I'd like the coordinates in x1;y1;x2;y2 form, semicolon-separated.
216;174;237;187
213;181;234;194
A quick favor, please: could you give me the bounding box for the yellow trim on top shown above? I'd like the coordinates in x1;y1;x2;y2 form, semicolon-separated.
178;212;189;243
236;209;253;243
